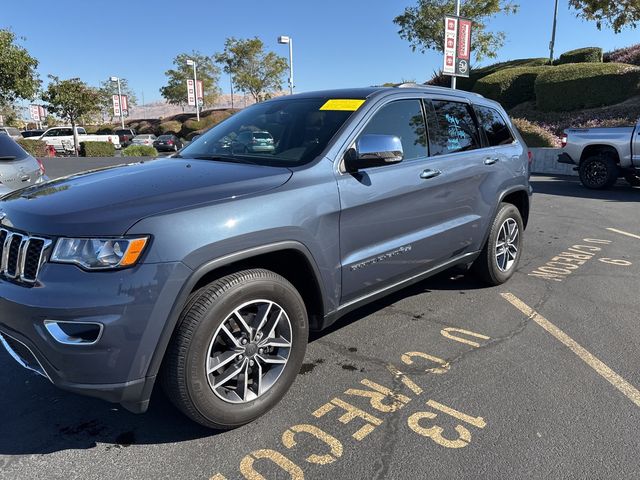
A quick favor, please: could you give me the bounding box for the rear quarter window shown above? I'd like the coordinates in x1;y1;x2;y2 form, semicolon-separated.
475;105;515;147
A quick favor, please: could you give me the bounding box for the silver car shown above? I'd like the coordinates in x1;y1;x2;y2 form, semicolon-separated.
0;135;48;195
131;134;157;146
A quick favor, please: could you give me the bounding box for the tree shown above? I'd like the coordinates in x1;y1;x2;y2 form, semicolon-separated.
0;102;23;127
394;0;519;62
98;77;137;122
215;37;288;103
569;0;640;33
41;76;101;154
160;51;220;109
0;29;40;105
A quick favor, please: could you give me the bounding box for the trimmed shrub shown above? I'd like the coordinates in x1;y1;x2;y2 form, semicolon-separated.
604;44;640;66
136;121;156;134
159;120;181;134
511;118;559;148
80;141;115;157
535;63;640;111
122;145;157;157
556;47;603;65
17;139;48;157
181;111;231;135
473;66;551;109
458;57;549;91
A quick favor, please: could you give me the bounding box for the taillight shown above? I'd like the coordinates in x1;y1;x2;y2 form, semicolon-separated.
36;158;45;175
561;134;567;148
527;151;533;166
167;140;173;145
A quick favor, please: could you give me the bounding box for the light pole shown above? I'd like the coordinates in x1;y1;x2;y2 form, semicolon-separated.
278;35;294;95
549;0;559;64
187;59;200;121
110;76;125;128
451;0;461;90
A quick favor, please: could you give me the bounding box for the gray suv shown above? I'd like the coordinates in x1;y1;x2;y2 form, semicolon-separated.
0;85;531;429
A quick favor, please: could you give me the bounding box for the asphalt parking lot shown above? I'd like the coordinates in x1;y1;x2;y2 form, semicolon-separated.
1;165;639;479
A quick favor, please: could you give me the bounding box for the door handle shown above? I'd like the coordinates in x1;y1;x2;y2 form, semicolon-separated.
484;157;499;165
420;169;442;180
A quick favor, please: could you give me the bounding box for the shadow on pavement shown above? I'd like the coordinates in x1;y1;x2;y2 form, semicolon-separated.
531;175;639;201
0;269;484;456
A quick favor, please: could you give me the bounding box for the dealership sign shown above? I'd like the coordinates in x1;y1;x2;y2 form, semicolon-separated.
443;15;473;77
29;105;46;122
112;95;129;116
187;79;196;106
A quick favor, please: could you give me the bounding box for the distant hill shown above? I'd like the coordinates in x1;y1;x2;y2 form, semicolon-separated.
127;93;256;120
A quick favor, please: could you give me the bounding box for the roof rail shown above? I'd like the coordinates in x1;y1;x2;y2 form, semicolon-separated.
394;82;485;98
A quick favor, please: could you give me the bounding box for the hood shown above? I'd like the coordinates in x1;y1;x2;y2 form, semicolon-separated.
0;158;292;236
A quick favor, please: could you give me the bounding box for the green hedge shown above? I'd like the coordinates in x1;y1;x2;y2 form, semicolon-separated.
122;145;157;157
473;66;550;109
458;57;549;91
17;139;48;157
159;120;181;134
535;62;640;111
556;47;603;65
511;118;558;148
80;141;115;157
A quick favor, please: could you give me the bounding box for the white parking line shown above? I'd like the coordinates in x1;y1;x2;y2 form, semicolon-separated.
501;293;640;409
606;228;640;240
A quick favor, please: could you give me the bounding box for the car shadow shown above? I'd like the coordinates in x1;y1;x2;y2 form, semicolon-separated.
0;269;485;456
531;174;639;201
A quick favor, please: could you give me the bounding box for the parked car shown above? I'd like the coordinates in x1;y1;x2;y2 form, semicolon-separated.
231;130;275;154
0;126;22;140
558;118;640;189
114;128;137;147
20;129;45;139
0;85;531;429
0;134;48;195
131;134;157;146
36;126;121;153
153;134;183;152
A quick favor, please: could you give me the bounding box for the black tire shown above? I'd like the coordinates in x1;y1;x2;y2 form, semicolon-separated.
472;203;524;286
624;173;640;187
579;156;618;190
161;269;308;429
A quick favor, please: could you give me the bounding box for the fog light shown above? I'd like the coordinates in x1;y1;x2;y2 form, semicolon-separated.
44;320;103;345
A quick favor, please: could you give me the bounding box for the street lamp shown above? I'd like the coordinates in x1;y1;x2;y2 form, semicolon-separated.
186;59;200;121
277;35;294;95
549;0;560;64
110;76;125;128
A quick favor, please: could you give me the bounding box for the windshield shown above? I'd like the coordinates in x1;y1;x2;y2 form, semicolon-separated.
179;98;360;167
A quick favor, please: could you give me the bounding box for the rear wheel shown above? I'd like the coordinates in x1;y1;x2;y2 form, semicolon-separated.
161;269;308;429
624;173;640;187
472;203;523;286
579;156;618;189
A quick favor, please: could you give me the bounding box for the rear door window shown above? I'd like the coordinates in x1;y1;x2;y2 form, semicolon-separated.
358;99;427;161
426;100;480;156
475;106;515;146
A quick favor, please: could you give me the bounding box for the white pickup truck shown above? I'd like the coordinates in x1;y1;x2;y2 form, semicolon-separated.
36;127;121;153
558;119;640;189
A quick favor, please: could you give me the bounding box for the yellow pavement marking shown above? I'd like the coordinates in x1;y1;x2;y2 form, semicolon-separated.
606;228;640;240
501;292;640;408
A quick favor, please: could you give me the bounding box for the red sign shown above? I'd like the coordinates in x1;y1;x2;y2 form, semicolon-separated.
121;95;129;113
196;80;203;101
443;15;473;78
457;19;472;61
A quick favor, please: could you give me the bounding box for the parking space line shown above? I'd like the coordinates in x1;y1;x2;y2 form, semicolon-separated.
501;293;640;409
606;228;640;240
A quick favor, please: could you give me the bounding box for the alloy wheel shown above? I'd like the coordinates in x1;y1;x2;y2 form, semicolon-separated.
495;218;519;272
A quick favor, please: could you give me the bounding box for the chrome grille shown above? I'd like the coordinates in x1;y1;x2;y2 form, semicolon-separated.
0;228;51;284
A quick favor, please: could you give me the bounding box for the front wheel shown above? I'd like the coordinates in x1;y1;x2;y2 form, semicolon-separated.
624;173;640;187
161;269;308;429
472;203;524;286
579;156;618;189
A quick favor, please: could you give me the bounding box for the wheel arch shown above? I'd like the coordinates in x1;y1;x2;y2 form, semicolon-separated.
146;241;327;382
580;144;620;164
500;187;530;230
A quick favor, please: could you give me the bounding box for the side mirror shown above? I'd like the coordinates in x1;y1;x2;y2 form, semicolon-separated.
344;134;404;172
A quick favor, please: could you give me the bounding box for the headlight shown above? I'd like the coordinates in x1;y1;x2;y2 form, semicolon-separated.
51;237;148;270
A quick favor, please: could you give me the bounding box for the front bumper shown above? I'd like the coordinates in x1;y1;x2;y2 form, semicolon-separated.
0;260;192;412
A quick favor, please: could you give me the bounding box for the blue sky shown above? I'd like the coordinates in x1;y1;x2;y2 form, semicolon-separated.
3;0;638;103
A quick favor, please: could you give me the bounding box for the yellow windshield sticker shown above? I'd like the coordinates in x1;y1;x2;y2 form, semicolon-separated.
320;99;366;111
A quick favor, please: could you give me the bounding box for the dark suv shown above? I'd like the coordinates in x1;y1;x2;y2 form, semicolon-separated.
0;86;531;429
